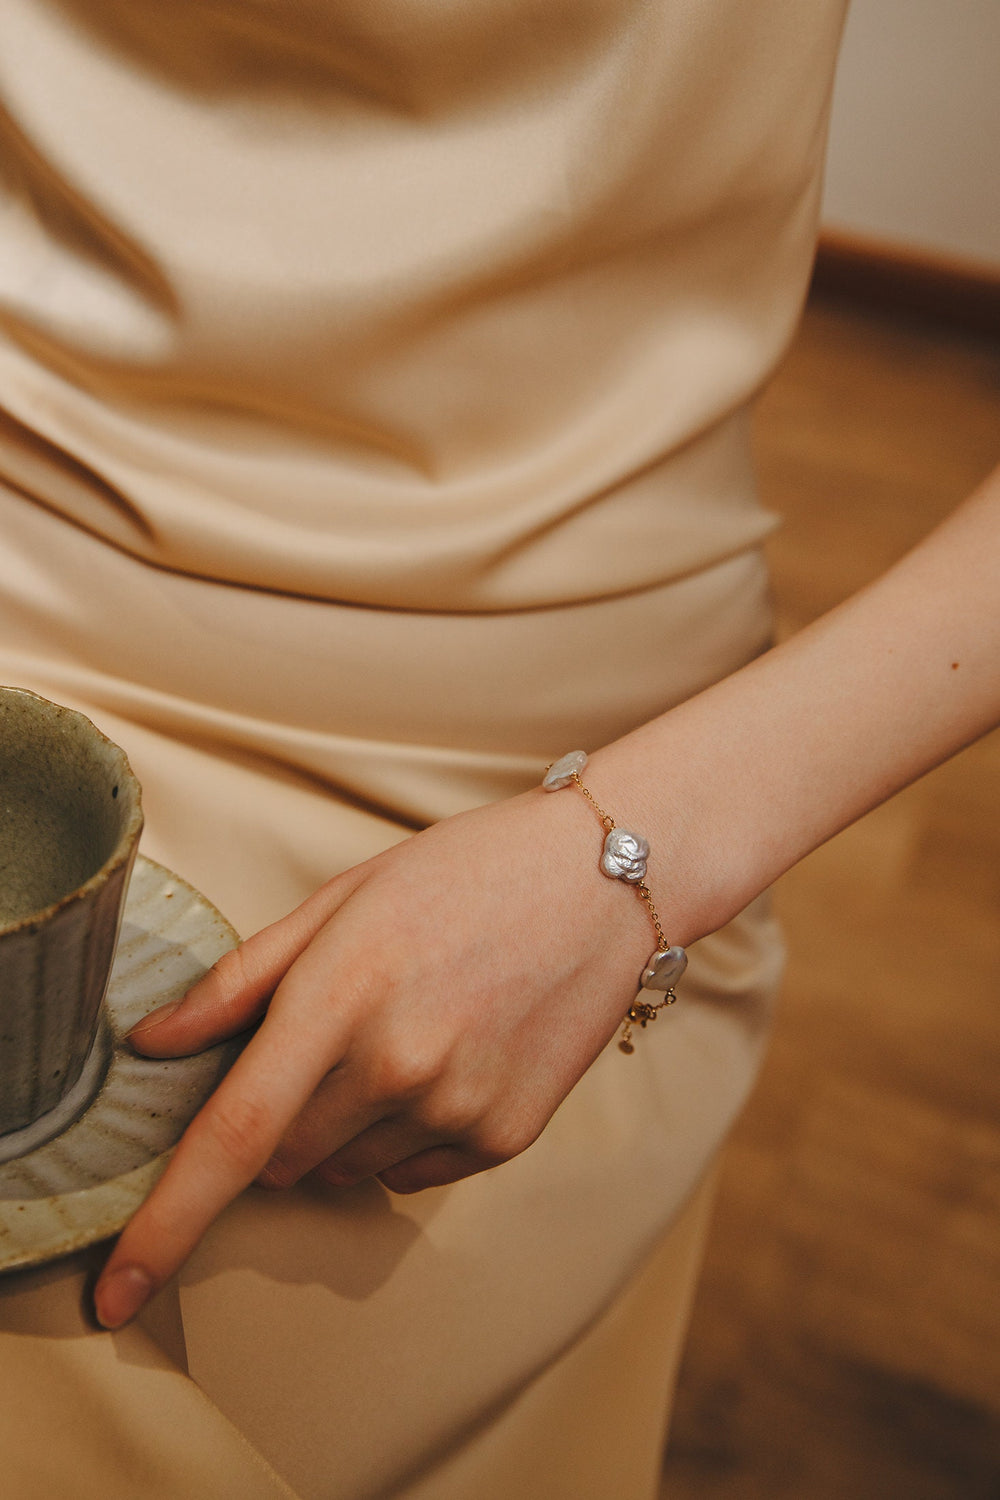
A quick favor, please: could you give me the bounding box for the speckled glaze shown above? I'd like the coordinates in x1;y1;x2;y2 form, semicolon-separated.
0;854;243;1273
0;687;143;1136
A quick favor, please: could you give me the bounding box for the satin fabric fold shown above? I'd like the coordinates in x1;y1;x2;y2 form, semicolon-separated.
0;0;846;609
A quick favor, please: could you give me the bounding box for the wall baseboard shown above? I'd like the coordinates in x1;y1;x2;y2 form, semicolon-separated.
812;229;1000;339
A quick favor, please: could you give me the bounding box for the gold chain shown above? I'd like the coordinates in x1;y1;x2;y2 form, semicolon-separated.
543;755;682;1054
569;774;613;826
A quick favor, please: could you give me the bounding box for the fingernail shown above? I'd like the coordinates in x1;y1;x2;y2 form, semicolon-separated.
128;999;182;1038
95;1265;153;1329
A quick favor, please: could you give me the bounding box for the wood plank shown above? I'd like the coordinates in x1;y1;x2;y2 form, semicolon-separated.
660;294;1000;1500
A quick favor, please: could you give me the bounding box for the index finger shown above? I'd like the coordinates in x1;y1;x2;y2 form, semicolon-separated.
93;988;342;1328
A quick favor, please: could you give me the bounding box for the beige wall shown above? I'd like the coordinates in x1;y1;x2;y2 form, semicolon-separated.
822;0;1000;268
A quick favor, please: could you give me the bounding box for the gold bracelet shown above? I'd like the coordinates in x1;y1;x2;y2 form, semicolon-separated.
542;751;686;1053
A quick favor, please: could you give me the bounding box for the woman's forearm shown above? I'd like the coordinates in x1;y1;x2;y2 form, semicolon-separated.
589;462;1000;946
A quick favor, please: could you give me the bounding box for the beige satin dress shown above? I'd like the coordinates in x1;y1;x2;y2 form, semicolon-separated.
0;2;847;1494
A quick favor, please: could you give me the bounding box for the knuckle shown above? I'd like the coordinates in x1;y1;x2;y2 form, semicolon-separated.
370;1038;445;1101
469;1116;539;1167
202;1092;276;1175
209;944;252;994
415;1085;482;1140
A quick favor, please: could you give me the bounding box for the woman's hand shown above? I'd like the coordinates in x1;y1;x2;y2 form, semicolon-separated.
93;782;665;1329
94;464;1000;1331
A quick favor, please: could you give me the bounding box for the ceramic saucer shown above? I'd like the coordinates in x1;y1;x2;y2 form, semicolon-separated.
0;855;244;1274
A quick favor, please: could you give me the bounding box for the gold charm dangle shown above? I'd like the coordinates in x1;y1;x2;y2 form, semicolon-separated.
618;988;678;1052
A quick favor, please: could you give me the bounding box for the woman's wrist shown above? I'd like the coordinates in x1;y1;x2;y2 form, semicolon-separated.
582;718;762;952
578;465;1000;957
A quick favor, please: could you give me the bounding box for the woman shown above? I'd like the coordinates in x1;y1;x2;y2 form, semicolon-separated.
0;1;996;1496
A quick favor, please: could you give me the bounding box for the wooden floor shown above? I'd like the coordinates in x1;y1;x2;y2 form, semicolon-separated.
659;293;1000;1500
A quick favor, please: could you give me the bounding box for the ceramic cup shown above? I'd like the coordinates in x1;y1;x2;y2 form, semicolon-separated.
0;687;143;1141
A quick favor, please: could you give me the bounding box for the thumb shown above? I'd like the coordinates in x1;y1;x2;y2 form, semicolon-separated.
128;868;364;1057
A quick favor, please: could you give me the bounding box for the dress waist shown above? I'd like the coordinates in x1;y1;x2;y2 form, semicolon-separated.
0;478;773;825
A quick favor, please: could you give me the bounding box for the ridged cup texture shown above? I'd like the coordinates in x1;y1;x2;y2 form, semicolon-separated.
0;688;142;1138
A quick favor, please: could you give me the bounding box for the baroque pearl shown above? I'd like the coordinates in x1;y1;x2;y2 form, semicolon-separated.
640;945;687;992
600;826;649;884
542;750;589;790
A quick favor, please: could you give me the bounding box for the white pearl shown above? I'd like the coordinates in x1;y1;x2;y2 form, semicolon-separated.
542;750;588;790
640;945;687;991
600;826;649;884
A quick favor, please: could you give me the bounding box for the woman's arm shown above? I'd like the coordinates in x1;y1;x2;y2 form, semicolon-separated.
93;462;1000;1330
594;460;1000;949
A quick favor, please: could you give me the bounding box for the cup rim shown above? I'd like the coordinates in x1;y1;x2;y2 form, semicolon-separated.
0;686;144;938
